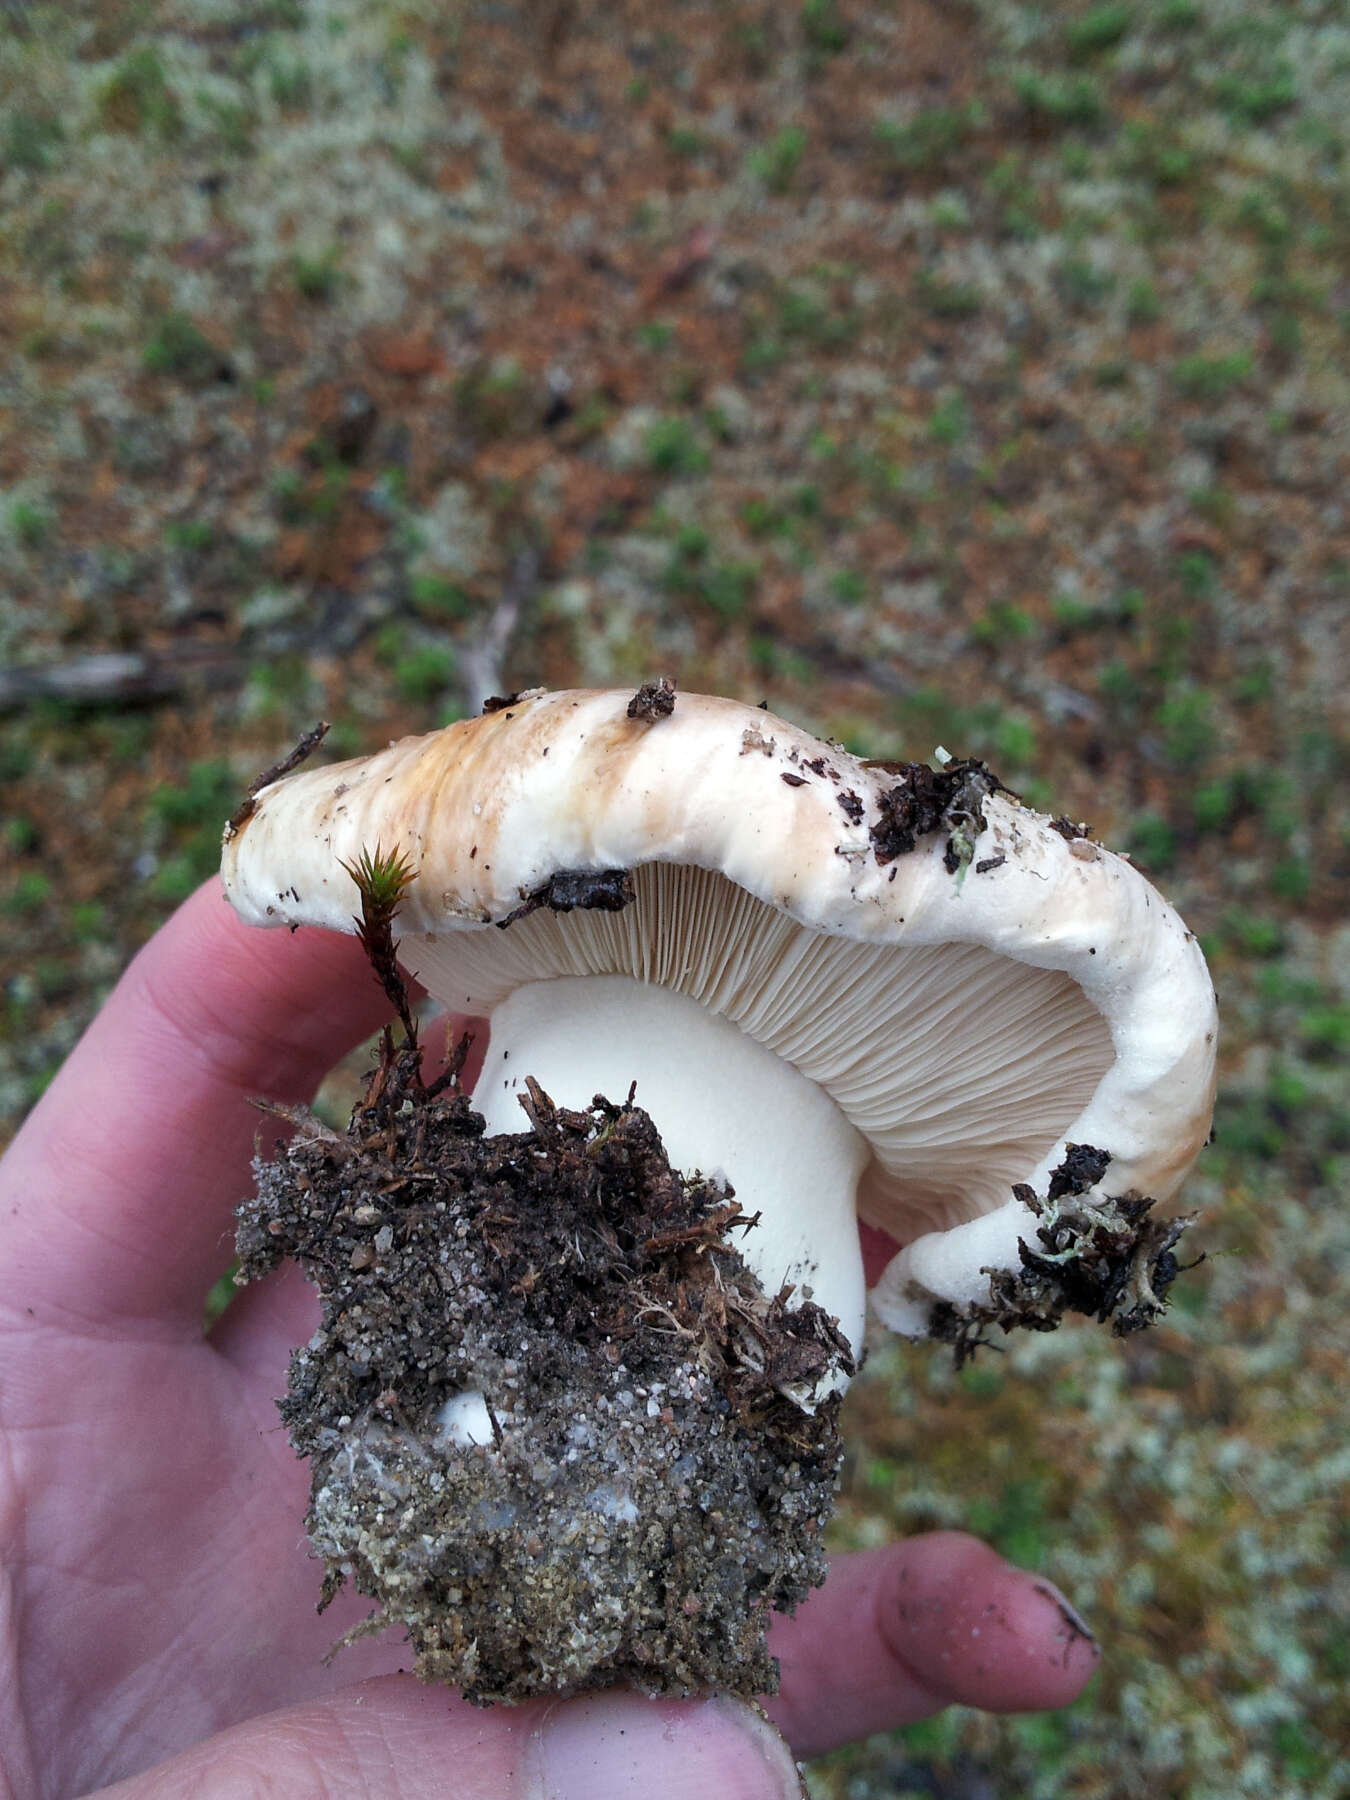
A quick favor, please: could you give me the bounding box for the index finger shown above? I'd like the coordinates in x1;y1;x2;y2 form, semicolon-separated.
766;1535;1100;1759
0;880;391;1332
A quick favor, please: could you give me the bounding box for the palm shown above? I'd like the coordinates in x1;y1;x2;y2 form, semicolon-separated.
0;887;1097;1798
1;1244;418;1794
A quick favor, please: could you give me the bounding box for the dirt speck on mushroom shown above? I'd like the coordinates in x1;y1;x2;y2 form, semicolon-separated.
867;758;1009;871
626;676;677;722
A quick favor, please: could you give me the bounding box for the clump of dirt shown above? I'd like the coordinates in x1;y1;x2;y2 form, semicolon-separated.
235;1057;850;1702
866;757;1010;872
927;1144;1198;1366
496;865;637;929
627;675;677;721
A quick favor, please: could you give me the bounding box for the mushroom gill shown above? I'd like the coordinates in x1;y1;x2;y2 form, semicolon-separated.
403;860;1116;1242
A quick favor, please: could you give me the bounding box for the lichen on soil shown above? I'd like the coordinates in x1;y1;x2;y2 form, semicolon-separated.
235;1060;850;1703
926;1143;1198;1368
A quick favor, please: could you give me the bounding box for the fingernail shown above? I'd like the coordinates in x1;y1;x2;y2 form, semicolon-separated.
1032;1579;1101;1662
533;1691;805;1800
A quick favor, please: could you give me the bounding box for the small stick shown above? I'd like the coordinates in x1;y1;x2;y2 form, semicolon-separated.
225;721;330;838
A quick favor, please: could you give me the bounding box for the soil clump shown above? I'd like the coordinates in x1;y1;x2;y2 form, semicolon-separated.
236;1054;850;1702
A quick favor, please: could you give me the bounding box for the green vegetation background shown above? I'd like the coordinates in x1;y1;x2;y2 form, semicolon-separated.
1;3;1347;1795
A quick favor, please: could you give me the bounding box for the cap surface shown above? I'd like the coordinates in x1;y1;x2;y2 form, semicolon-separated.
223;688;1218;1330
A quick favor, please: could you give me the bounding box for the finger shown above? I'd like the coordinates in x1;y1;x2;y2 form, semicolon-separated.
860;1220;900;1286
207;1258;320;1378
0;881;393;1330
92;1677;806;1800
765;1533;1100;1760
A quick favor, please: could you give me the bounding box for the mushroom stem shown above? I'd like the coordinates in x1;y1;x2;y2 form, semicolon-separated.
470;975;870;1370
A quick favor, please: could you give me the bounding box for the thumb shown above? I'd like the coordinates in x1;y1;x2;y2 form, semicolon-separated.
92;1676;806;1799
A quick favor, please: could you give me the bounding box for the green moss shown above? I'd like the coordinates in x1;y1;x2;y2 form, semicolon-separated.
991;713;1037;768
148;761;237;831
1270;855;1312;904
163;518;214;553
99;46;184;140
1237;185;1294;248
268;52;314;111
928;391;970;444
748;125;807;193
148;853;204;904
965;1475;1053;1568
197;92;258;156
972;600;1034;645
293;247;342;301
3;871;52;917
4;110;65;173
1126;810;1177;871
1158;683;1216;769
454;359;531;441
204;1263;240;1330
914;267;982;319
1214;64;1296;128
1012;70;1106;130
410;575;473;620
645;416;710;476
828;568;866;606
1125;275;1162;325
1297;1006;1350;1059
665;125;706;159
1052;592;1096;628
1056;254;1115;312
1222;912;1284;959
929;190;972;230
392;644;457;704
1121;119;1197;188
8;501;50;548
142;312;223;384
69;902;109;944
800;0;848;58
661;525;757;620
873;101;983;173
1067;6;1132;59
1172;350;1254;399
777;286;860;349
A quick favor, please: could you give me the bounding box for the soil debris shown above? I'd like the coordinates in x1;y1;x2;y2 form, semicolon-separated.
497;866;636;929
926;1144;1198;1366
626;676;677;721
236;1050;849;1701
867;758;1010;873
1049;816;1094;842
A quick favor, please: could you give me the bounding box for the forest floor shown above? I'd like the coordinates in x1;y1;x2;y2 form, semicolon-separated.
2;3;1348;1795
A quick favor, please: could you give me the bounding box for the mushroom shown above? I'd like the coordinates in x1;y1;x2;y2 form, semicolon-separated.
221;686;1217;1698
224;687;1217;1350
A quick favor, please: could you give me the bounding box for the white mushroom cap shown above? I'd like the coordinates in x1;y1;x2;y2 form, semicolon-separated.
223;688;1217;1343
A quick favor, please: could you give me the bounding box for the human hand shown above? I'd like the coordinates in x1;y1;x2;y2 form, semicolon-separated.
0;884;1099;1799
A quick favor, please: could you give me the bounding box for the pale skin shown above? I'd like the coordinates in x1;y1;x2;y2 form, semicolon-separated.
0;884;1099;1800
